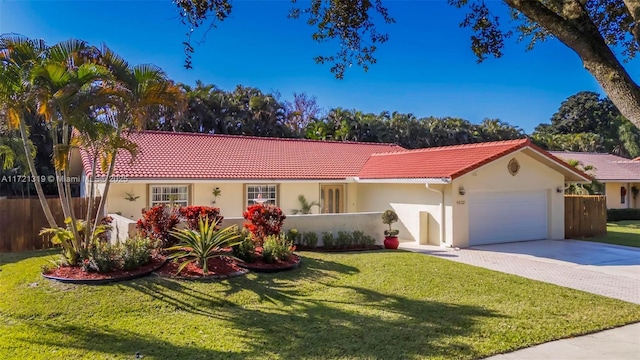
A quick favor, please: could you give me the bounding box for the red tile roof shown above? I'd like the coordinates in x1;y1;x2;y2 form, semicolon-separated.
79;131;404;180
358;138;588;180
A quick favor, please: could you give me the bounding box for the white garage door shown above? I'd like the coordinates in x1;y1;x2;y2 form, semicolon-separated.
468;191;548;246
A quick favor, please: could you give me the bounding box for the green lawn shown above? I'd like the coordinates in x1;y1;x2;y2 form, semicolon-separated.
586;221;640;248
1;250;639;360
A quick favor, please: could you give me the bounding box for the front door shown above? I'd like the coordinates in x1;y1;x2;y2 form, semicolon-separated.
320;185;344;213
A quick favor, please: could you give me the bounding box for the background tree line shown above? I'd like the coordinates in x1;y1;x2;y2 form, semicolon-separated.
3;68;638;197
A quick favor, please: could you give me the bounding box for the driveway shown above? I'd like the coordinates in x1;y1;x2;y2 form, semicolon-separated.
399;239;640;304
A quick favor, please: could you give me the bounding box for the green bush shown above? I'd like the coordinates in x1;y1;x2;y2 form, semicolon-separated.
336;231;353;248
352;230;376;247
607;208;640;221
232;235;257;263
301;232;318;248
286;228;301;244
262;234;294;264
81;241;119;273
322;232;335;248
119;237;153;271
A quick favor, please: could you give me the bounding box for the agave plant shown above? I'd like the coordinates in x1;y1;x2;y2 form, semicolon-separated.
166;217;242;275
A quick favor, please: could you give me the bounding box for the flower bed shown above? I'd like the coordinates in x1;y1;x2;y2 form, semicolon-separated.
156;256;248;280
42;256;166;285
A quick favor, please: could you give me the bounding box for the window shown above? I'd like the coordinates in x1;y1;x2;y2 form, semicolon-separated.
150;185;189;207
246;184;278;206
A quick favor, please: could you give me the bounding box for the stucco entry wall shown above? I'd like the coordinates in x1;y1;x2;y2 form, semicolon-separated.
355;183;441;244
451;150;565;248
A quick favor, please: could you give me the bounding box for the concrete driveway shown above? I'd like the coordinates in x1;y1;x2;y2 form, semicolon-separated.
400;239;640;304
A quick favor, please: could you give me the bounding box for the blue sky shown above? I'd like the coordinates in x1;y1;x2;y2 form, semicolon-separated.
0;0;634;133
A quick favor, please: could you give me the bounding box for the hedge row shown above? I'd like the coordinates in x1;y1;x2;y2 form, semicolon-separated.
607;208;640;222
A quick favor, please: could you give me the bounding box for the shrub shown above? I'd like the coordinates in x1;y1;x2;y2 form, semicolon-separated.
322;232;335;248
286;228;301;244
119;237;153;271
352;230;376;247
136;205;181;247
301;232;318;248
243;204;286;243
262;234;294;264
179;206;223;230
232;234;257;263
336;231;353;249
166;218;242;275
382;209;400;237
607;208;640;221
81;241;119;273
362;234;376;246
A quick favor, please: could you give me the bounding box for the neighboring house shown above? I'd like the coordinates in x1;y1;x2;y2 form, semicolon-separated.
72;132;588;248
551;152;640;209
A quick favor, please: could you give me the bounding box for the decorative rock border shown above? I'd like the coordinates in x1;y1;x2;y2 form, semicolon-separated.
236;254;302;273
42;260;167;285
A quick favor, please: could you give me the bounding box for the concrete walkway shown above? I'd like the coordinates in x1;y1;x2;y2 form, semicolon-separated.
485;323;640;360
400;239;640;304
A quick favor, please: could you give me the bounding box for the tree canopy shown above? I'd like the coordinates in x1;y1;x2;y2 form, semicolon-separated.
174;0;640;129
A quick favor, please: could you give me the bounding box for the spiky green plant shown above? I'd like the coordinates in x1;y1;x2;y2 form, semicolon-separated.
166;217;242;274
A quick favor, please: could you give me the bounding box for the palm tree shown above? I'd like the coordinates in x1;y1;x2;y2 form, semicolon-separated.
30;39;112;243
89;55;185;233
0;35;57;226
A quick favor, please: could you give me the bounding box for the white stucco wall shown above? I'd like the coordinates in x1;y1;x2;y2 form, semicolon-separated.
451;151;566;248
223;212;387;245
102;181;324;220
354;183;443;244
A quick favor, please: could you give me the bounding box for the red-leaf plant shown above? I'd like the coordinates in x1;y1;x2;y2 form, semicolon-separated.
136;205;181;247
178;206;223;230
243;204;286;245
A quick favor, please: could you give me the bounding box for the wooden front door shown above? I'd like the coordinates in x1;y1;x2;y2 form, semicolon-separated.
320;185;344;213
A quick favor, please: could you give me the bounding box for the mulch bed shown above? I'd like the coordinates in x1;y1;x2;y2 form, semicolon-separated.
236;254;301;273
295;245;383;252
156;256;249;280
42;256;166;285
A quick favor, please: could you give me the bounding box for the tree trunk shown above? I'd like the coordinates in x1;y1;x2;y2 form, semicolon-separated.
85;148;98;245
92;126;122;234
505;0;640;128
18;117;57;227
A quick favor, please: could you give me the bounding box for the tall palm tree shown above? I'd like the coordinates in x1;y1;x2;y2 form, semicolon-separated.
0;35;57;226
30;39;112;243
89;56;185;233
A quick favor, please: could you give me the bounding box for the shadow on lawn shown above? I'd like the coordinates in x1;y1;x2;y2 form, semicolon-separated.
0;248;57;268
30;255;503;359
24;323;250;360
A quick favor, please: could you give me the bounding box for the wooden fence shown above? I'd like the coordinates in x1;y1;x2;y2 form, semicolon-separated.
565;195;607;239
0;197;100;252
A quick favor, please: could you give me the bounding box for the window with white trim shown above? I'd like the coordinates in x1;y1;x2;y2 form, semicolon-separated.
150;185;189;207
246;184;277;206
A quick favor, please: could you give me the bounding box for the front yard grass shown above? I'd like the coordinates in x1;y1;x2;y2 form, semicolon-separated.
1;249;639;359
585;221;640;248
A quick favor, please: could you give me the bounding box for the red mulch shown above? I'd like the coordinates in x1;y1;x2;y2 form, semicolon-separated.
43;256;166;280
156;256;246;278
238;254;301;270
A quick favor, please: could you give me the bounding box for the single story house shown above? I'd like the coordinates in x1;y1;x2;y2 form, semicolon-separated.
550;152;640;209
72;131;589;248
